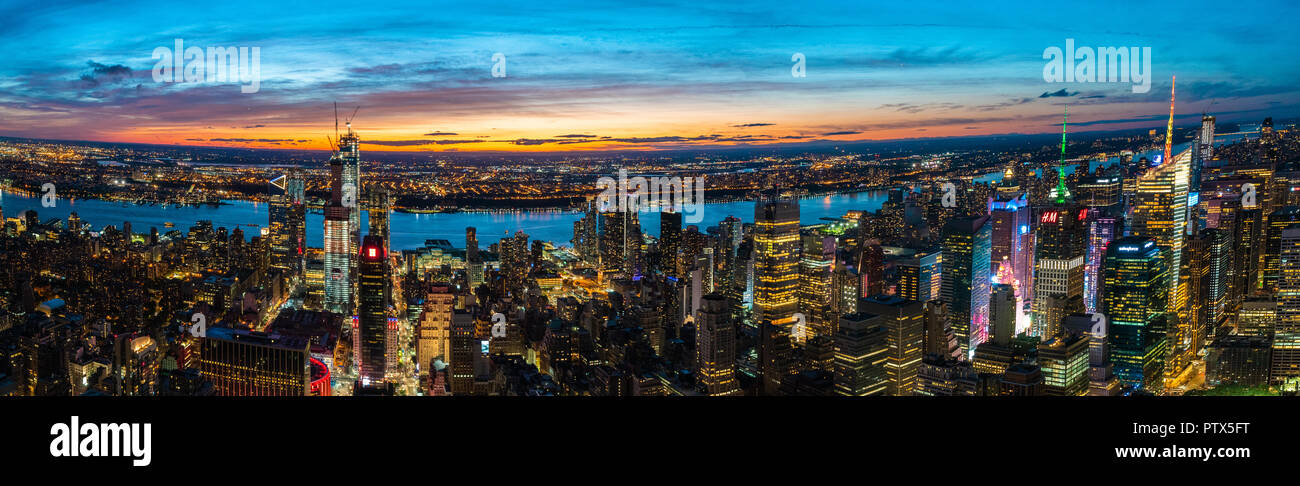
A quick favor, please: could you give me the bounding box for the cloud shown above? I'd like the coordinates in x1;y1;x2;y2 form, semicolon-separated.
1039;89;1078;98
822;130;862;136
731;123;773;127
424;131;459;136
554;133;597;138
79;60;133;87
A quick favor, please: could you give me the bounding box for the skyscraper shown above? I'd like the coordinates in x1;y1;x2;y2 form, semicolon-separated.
988;192;1032;304
1032;205;1086;338
357;235;388;386
833;312;889;396
367;188;391;254
798;232;835;339
1129;78;1193;388
753;199;800;327
860;295;924;396
324;153;353;315
988;283;1017;345
268;170;306;284
1038;332;1090;396
1273;227;1300;386
1103;237;1168;391
941;215;991;359
1195;114;1215;191
897;249;941;303
660;210;682;278
696;293;741;396
200;327;310;396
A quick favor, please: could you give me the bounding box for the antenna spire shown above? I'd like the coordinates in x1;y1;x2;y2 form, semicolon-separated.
1163;75;1176;165
1053;105;1071;203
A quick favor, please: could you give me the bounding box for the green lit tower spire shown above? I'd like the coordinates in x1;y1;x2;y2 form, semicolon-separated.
1052;105;1072;203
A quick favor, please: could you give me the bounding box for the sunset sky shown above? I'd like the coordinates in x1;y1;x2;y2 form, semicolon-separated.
2;0;1298;152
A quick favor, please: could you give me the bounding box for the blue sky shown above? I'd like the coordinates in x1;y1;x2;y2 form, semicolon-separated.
1;0;1295;151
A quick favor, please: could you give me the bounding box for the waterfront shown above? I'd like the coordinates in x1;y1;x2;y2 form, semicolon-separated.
0;189;894;251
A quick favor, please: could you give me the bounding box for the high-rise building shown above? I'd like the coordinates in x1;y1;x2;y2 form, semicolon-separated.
753;199;800;327
1084;207;1119;313
833;312;889;396
417;284;454;381
1195;114;1215;190
1206;335;1270;387
988;192;1032;303
660;210;682;278
1129;80;1193;388
941;215;991;359
600;211;640;278
200;327;310;396
1032;205;1086;339
1238;298;1277;337
268;170;306;284
339;120;362;264
988;283;1017;345
1102;237;1168;391
797;232;835;339
1262;207;1300;293
357;235;388;386
696;294;741;396
1038;332;1090;396
324;154;352;315
716;216;745;306
897;248;941;303
367;189;391;254
1273;227;1300;386
449;309;477;395
860;295;924;395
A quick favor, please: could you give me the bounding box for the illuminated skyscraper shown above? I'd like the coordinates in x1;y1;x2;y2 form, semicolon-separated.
200;327;310;396
988;283;1016;346
1194;114;1215;192
798;232;835;339
268;170;306;284
660;210;682;278
1129;78;1193;387
1084;208;1119;313
357;235;388;386
716;216;744;306
600;211;640;278
1032;206;1086;338
1273;227;1300;386
367;189;391;254
339;119;362;251
696;294;741;396
1262;207;1300;293
860;295;924;395
1102;237;1168;391
941;215;991;359
897;249;941;303
833;312;889;396
753;199;800;327
1038;332;1090;396
324;154;352;315
1238;298;1277;338
416;284;454;382
988;192;1032;303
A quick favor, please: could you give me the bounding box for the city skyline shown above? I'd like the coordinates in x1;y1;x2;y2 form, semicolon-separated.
3;1;1299;152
